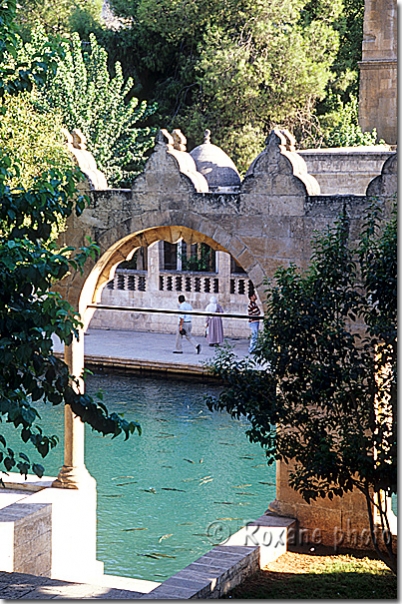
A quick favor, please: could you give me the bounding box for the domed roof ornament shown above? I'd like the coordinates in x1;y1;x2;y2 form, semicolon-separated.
203;129;211;144
190;129;241;192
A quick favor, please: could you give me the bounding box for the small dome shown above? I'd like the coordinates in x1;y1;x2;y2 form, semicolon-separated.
190;130;241;190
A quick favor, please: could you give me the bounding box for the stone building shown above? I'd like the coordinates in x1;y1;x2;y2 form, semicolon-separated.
89;130;394;339
90;131;258;338
358;0;397;144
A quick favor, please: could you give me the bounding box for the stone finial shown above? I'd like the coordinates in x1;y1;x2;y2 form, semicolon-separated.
156;129;174;148
62;127;108;190
280;129;296;152
61;128;73;146
72;129;87;150
203;129;211;144
172;129;187;152
244;129;320;197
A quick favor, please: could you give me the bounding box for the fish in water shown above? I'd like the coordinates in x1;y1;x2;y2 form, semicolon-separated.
183;458;195;464
122;527;148;532
138;552;176;559
235;492;257;496
239;455;254;459
158;533;173;543
112;475;135;480
259;481;275;486
199;458;204;463
178;522;193;526
141;487;157;494
232;484;252;488
103;494;123;498
116;481;138;487
161;465;172;469
161;487;186;492
219;442;236;446
199;478;213;485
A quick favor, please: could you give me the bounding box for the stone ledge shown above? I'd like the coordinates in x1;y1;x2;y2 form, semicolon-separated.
53;351;219;380
140;513;296;599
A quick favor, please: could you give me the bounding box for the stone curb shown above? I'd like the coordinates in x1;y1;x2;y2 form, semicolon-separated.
139;513;296;599
53;351;218;379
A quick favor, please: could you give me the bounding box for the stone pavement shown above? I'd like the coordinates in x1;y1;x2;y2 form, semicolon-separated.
52;328;251;376
0;570;151;599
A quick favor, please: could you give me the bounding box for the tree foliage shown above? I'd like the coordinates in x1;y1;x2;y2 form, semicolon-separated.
299;93;380;150
106;0;343;170
0;93;72;189
0;0;141;480
106;0;371;170
15;0;104;41
207;203;397;572
21;29;157;186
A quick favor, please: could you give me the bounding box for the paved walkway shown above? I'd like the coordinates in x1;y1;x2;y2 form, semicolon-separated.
0;570;155;599
52;329;251;376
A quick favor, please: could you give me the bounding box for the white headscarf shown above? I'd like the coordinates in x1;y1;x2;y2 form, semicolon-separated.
205;296;218;313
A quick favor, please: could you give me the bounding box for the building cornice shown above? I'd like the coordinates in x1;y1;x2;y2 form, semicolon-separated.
358;58;397;70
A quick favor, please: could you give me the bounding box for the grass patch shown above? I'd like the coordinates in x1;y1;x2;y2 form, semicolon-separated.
224;550;397;599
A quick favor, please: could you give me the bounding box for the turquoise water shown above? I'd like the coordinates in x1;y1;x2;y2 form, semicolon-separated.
1;374;276;581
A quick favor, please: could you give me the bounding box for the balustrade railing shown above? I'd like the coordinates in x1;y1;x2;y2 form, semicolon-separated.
159;271;220;294
106;269;253;297
107;270;147;292
230;275;253;296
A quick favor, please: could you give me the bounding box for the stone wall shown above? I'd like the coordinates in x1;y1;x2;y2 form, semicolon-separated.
0;502;52;577
56;129;396;320
299;147;394;195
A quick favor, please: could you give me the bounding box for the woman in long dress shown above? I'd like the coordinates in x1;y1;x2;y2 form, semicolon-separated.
205;296;224;346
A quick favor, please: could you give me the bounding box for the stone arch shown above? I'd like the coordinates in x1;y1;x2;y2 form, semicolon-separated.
79;222;266;329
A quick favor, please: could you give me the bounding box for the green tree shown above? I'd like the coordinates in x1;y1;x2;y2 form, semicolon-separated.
207;203;397;572
0;93;72;189
0;0;141;480
15;0;104;41
298;93;380;149
23;29;156;186
107;0;343;171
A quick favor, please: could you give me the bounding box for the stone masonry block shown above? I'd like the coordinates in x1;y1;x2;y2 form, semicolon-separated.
269;195;305;217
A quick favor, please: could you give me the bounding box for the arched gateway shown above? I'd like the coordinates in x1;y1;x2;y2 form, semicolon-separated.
50;128;396;578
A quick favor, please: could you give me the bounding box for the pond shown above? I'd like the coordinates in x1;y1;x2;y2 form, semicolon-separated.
2;373;276;582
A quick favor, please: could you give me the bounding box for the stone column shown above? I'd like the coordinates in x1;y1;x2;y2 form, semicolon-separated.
52;332;95;489
177;240;183;271
216;251;231;308
147;241;160;293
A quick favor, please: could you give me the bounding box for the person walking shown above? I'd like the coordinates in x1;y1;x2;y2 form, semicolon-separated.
205;296;224;346
248;292;261;353
173;294;201;354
